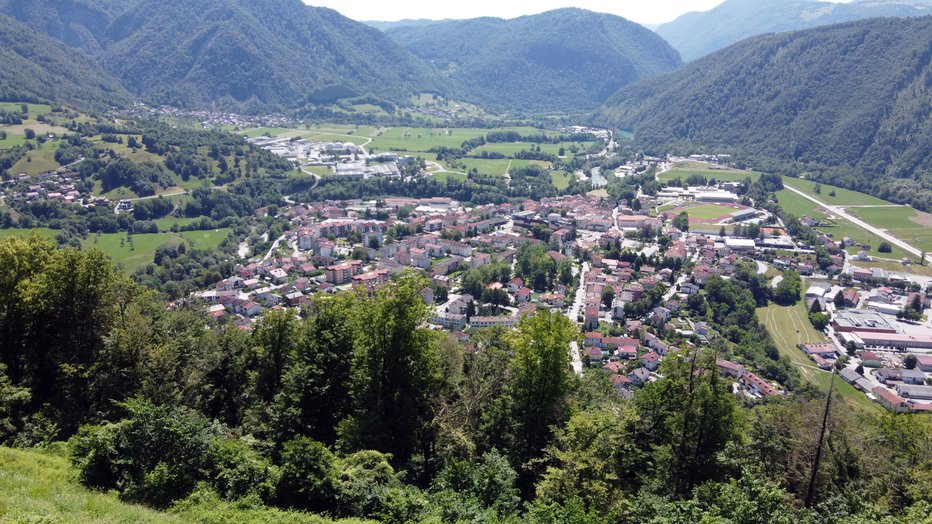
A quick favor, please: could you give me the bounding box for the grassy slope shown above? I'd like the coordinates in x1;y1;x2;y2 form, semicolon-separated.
0;446;182;523
0;447;371;524
756;300;881;414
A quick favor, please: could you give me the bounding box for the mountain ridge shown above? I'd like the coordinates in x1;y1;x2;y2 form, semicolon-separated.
0;12;131;110
386;8;683;113
596;16;932;209
656;0;932;61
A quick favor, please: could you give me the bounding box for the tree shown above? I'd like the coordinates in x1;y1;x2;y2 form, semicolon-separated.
813;183;822;194
24;128;35;140
507;310;579;492
828;190;836;197
635;347;739;496
343;273;440;467
773;271;802;305
809;299;822;313
276;436;338;511
855;363;864;375
904;354;918;370
270;295;356;445
601;286;615;310
0;364;30;442
672;211;690;232
809;312;830;330
535;407;642;516
833;290;845;308
878;241;892;253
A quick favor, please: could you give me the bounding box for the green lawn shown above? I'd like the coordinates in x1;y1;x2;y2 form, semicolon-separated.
757;301;881;414
682;203;737;220
84;229;231;272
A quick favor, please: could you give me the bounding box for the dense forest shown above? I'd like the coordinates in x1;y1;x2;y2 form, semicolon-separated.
0;235;930;523
0;13;131;110
0;0;444;111
656;0;931;61
596;17;932;210
385;8;683;113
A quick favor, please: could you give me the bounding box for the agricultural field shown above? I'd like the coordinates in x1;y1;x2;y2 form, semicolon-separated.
368;126;549;153
782;177;889;206
847;206;932;253
757;300;881;414
0;102;52;119
83;228;231;273
8;145;61;176
775;187;910;259
431;171;467;183
451;158;549;177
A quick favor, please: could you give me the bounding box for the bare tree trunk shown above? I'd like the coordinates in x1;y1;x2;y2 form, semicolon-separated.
805;370;835;508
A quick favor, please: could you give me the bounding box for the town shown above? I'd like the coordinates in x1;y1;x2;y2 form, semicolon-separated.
181;158;932;415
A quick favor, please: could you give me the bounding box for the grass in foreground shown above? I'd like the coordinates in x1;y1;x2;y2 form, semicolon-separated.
0;446;371;524
757;300;881;414
0;446;181;523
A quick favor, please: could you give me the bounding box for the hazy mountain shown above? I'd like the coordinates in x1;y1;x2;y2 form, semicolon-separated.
657;0;932;62
0;0;444;110
386;8;682;113
596;17;932;209
0;13;130;109
364;19;450;31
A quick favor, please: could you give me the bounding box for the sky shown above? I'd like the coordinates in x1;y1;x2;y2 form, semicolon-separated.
303;0;855;25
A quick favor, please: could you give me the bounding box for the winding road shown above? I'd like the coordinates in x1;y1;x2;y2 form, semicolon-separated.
782;185;928;263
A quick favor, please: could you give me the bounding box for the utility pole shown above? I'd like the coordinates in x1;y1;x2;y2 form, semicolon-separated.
805;370;835;508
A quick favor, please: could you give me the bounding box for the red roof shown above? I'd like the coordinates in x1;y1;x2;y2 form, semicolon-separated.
641;351;661;364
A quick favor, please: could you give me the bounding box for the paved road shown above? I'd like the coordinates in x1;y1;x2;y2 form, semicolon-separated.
783;185;928;263
566;261;590;375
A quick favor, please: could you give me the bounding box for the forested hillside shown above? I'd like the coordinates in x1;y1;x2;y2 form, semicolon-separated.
386;8;682;113
657;0;931;61
0;13;130;109
0;0;444;111
597;17;932;209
